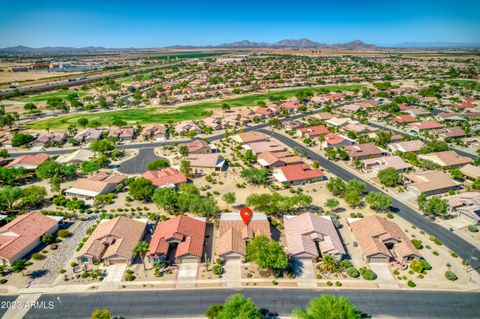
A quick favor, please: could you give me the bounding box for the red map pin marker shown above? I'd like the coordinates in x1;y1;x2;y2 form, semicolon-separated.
240;207;253;225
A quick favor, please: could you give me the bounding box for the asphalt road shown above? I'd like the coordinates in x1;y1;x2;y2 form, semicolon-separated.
259;128;480;273
367;122;478;160
12;289;480;318
117;147;167;174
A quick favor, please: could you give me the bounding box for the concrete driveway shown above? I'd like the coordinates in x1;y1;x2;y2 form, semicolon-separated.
369;263;399;289
102;264;127;283
223;259;241;287
176;263;198;288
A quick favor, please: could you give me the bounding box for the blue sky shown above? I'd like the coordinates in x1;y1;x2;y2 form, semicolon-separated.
0;0;479;47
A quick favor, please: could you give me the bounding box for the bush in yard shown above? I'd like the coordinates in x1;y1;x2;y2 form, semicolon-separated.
445;271;458;281
346;267;360;278
340;259;353;269
212;264;223;276
420;259;432;271
32;253;45;261
411;239;423;249
359;267;377;280
468;225;478;233
57;229;71;238
326;281;333;286
407;280;416;288
125;273;135;281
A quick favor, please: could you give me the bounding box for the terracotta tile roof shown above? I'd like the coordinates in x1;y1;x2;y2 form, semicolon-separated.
141;124;166;137
460;164;480;180
0;212;58;262
418;151;473;168
232;131;268;144
351;216;421;260
284;213;345;258
324;133;346;145
273;163;324;183
345;143;385;159
393;114;416;124
34;131;67;144
143;167;187;187
298;125;329;137
433;127;466;138
6;153;50;169
257;151;303;167
68;172;126;194
216;213;271;256
245;141;284;154
187;154;224;168
76;217;146;262
388;140;425;153
409;121;443;130
362;155;412;171
186;140;211;153
148;216;206;260
108;128;134;139
74;129;102;142
404;170;457;193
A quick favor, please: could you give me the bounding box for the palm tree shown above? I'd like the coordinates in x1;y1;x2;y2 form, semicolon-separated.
12;259;28;276
318;254;341;274
133;241;149;270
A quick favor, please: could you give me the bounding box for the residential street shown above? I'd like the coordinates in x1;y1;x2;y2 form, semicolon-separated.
11;289;480;318
258;128;480;274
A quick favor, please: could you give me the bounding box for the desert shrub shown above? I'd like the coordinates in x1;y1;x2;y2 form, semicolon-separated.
57;229;71;238
411;239;423;249
359;267;377;280
326;281;333;286
335;281;342;287
346;267;360;278
125;273;135;281
445;271;458;281
212;264;223;276
32;253;45;261
407;280;416;288
340;259;353;269
468;225;479;233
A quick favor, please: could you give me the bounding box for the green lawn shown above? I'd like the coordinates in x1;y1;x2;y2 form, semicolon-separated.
149;52;226;60
17;91;87;103
28;84;364;129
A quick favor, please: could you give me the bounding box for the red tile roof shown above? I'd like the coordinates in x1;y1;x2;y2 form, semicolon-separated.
394;114;416;124
298;125;329;137
6;153;50;168
275;163;323;182
148;216;206;260
0;212;58;262
143;168;188;187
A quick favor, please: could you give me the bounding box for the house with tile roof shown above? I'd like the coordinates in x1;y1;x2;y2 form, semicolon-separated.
257;151;303;168
74;129;103;144
0;212;59;265
322;133;355;149
216;212;271;260
362;155;412;173
432;127;466;139
418;151;473;169
284;213;345;261
387;140;425;153
345;143;387;160
32;131;67;147
393;114;416;125
243;141;285;155
75;217;146;265
460;164;480;181
404;170;458;196
56;149;94;165
350;216;422;263
65;172;126;199
108;128;135;141
230;131;268;144
6;153;50;170
143;167;188;188
272;163;324;185
186;140;212;154
148;216;206;264
408;121;443;134
187;154;226;171
445;192;480;225
297;125;329;138
141;124;167;141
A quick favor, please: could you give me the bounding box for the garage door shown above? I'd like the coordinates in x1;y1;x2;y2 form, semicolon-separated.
368;256;388;263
